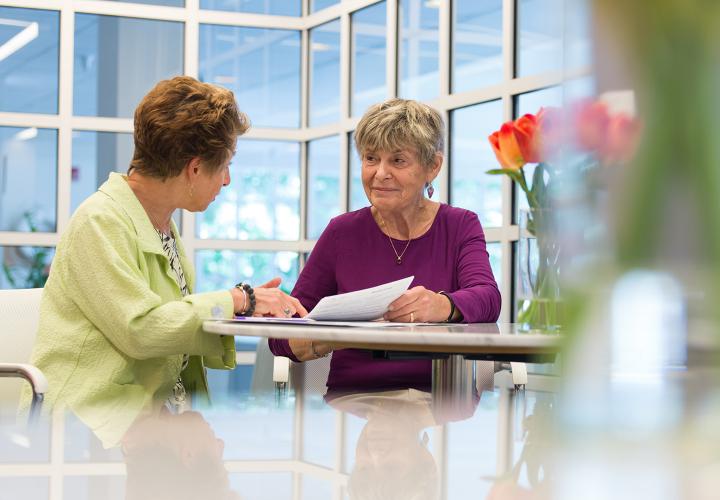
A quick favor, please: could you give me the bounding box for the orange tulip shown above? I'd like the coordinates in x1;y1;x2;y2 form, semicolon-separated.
489;121;525;170
600;113;642;164
513;113;542;163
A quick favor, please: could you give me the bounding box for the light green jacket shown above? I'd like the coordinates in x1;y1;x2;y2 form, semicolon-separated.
20;173;236;447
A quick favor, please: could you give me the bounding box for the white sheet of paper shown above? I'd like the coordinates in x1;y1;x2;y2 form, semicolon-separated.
306;276;414;321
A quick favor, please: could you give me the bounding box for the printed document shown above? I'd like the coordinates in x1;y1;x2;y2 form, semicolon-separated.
306;276;414;321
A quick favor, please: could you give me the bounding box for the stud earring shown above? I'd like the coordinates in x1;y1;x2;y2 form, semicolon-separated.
426;182;434;199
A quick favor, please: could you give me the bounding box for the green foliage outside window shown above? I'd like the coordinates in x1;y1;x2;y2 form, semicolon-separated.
2;211;52;289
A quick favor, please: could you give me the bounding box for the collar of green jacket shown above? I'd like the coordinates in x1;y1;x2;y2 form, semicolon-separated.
99;172;195;291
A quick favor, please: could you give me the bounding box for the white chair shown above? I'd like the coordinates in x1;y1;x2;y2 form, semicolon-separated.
0;288;47;421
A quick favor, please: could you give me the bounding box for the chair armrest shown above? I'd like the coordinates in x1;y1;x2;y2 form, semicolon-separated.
0;363;49;395
272;357;290;383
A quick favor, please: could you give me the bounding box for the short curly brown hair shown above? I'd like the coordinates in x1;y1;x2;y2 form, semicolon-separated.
129;76;249;179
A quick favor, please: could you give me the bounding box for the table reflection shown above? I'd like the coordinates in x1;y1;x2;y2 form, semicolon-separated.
0;371;557;500
330;389;447;500
122;411;239;500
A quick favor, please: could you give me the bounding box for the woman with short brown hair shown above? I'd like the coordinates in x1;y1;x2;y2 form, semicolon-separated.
22;76;306;446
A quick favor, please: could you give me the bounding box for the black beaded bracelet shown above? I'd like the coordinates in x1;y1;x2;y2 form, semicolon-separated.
438;291;456;323
235;282;256;316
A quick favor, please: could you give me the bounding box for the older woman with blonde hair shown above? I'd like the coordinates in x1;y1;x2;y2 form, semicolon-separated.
21;76;306;446
270;98;501;395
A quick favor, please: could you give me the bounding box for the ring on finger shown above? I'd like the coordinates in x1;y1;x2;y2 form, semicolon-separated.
410;312;414;323
283;307;292;317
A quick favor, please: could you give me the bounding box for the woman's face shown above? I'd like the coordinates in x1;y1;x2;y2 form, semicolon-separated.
361;148;433;213
191;160;231;211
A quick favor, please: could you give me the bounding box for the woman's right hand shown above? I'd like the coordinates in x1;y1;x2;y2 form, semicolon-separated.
254;278;308;318
230;277;308;318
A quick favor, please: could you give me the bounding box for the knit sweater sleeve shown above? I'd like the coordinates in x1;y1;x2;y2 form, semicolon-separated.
268;218;339;360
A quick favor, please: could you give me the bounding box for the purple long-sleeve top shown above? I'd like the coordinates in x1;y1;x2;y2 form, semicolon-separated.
269;204;501;393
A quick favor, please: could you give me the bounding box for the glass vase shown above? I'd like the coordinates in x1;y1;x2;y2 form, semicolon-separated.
516;208;563;332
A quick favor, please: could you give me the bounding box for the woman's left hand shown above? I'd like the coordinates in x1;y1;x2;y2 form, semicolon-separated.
383;286;451;323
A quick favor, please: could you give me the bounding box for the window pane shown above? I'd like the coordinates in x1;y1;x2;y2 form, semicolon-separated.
446;397;499;499
102;0;183;5
0;7;59;114
74;14;183;118
307;135;340;239
348;134;367;212
200;25;300;128
450;100;503;228
516;0;562;76
487;241;502;289
452;0;502;93
0;127;57;232
302;395;335;468
516;87;562;117
71;130;182;232
398;0;439;102
71;131;133;214
195;250;299;295
200;0;300;16
310;0;339;13
64;477;125;500
564;76;596;101
0;478;49;499
197;140;300;240
309;20;340;126
351;2;386;117
565;1;592;70
0;245;54;289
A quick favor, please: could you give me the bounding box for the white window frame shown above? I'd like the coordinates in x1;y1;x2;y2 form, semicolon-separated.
0;0;590;319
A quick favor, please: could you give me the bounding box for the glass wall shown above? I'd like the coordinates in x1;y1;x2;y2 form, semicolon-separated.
451;0;502;92
195;250;299;294
309;20;341;126
199;25;300;128
0;0;590;326
0;7;59;114
73;14;184;118
200;1;300;16
197;139;301;240
0;127;57;232
0;245;54;289
398;0;439;102
351;2;387;117
449;101;503;228
348;134;367;212
307;135;341;239
71;131;133;214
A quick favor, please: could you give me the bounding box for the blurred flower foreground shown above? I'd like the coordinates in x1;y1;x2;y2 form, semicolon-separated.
486;100;640;332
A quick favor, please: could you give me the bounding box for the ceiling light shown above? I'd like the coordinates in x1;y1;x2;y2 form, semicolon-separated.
0;19;39;63
14;127;37;141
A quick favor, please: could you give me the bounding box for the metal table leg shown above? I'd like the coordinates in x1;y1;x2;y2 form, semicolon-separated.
495;364;528;476
431;355;476;422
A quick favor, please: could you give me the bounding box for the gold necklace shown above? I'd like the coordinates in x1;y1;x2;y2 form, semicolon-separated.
376;212;413;265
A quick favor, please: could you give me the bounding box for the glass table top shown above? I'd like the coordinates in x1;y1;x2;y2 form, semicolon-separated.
0;371;555;500
3;360;719;500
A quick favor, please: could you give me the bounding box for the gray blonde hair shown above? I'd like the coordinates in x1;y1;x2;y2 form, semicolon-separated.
354;98;445;168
